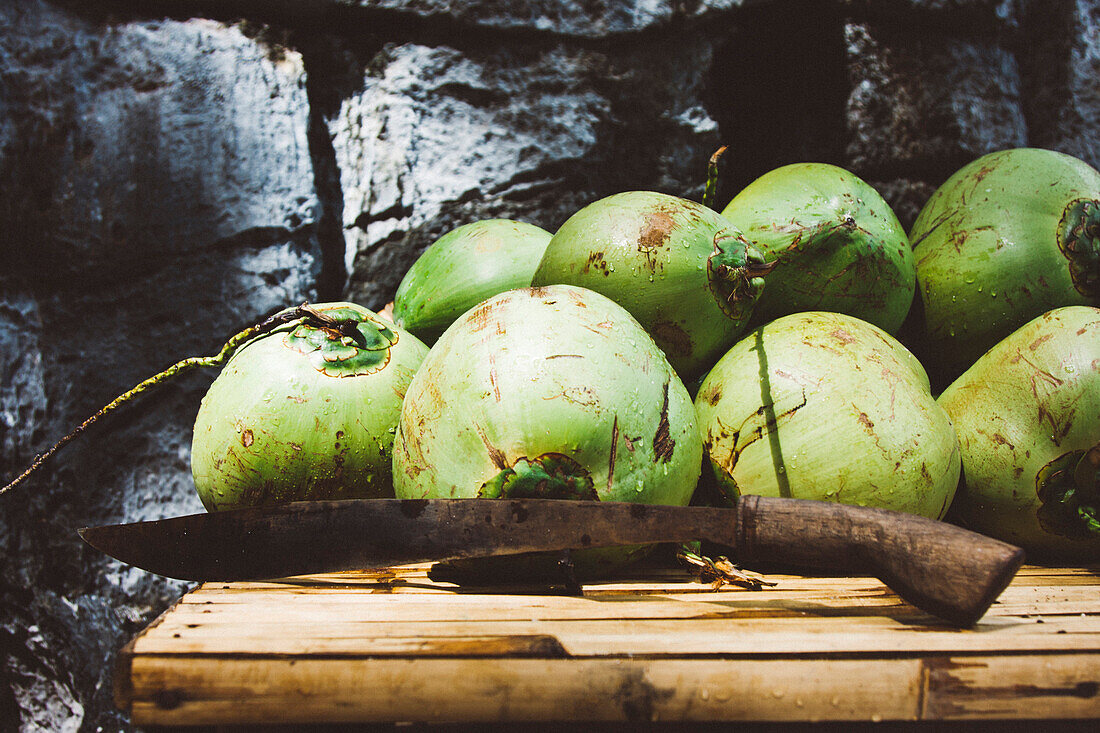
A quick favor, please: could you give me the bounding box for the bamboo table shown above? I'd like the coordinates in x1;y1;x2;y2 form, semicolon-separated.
115;562;1100;727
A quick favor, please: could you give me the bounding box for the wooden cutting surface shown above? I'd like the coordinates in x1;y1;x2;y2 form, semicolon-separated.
116;562;1100;727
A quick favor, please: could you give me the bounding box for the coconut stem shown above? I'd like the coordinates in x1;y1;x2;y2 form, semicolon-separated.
1036;444;1100;539
0;303;319;497
1058;198;1100;298
1074;445;1100;534
702;145;728;211
298;303;364;341
708;241;775;322
478;453;597;501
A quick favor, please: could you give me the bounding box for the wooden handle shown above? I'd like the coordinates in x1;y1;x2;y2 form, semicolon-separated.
735;495;1025;626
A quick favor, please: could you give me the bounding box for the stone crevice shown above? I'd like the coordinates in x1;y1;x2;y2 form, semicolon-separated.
841;0;1022;40
701;0;849;206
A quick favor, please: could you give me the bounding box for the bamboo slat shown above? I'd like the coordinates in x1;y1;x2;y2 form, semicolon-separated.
117;563;1100;726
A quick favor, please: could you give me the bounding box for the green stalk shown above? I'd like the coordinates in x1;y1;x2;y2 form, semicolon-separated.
0;303;327;497
702;145;728;210
1036;444;1100;540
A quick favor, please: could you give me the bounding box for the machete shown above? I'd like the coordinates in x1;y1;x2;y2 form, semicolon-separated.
79;495;1024;626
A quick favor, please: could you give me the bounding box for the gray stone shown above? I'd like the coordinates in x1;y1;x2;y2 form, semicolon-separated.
844;22;1027;178
0;295;46;470
0;2;319;729
0;10;318;282
334;0;745;36
332;39;720;309
1019;0;1100;171
867;177;938;233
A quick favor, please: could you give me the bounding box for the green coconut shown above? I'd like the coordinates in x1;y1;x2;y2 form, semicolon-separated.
694;311;959;520
938;306;1100;562
719;162;915;335
191;302;428;511
531;191;770;380
909;148;1100;388
392;284;703;578
393;219;553;344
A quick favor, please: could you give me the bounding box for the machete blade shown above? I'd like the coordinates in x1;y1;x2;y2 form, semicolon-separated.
78;498;738;581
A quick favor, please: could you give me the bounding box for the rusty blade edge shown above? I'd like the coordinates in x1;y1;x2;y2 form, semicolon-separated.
76;498;742;581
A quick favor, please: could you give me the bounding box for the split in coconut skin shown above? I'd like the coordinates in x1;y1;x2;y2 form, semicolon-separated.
392;284;702;577
694;311;960;521
938;305;1100;562
393;219;553;345
531;191;773;381
719;162;916;336
909;147;1100;388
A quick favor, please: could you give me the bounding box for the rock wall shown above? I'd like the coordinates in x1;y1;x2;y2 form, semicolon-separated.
0;0;1096;729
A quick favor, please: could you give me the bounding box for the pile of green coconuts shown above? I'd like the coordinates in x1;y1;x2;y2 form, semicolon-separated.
179;146;1100;573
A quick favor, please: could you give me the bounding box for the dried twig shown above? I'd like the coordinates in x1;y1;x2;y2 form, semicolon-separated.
677;545;777;590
